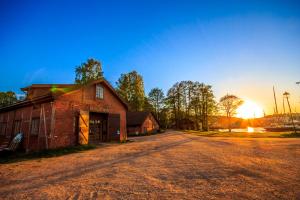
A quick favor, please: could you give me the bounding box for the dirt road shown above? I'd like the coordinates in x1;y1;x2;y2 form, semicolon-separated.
0;131;299;199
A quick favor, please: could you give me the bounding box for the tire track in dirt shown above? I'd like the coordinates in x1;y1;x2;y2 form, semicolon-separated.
0;132;185;186
0;136;193;196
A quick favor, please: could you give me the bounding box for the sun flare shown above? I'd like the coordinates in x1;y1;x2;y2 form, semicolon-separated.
236;100;264;119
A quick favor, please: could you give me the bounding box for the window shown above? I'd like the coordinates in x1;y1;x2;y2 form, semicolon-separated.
13;120;21;134
96;84;104;99
30;118;40;135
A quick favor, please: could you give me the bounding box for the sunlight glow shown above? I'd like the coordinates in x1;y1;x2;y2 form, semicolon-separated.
236;100;264;119
247;127;254;132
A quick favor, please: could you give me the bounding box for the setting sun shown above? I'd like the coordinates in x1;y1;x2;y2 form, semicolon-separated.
236;100;264;119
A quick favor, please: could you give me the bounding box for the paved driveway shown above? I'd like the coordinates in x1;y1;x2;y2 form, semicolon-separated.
0;131;299;199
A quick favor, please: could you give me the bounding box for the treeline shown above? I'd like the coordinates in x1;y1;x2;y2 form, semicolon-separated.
114;70;217;130
1;58;243;131
73;59;218;129
0;92;17;108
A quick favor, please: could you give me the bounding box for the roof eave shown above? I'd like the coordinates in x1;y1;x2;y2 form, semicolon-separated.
0;95;54;112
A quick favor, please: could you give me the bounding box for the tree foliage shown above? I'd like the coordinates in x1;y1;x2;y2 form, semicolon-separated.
148;88;165;120
75;58;103;84
143;97;154;112
219;94;243;132
116;71;145;111
166;81;216;130
0;91;17;108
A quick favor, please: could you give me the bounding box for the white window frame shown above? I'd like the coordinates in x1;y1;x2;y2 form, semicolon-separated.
96;84;104;99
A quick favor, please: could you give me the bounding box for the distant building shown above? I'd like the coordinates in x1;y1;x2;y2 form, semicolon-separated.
0;79;128;152
127;112;159;135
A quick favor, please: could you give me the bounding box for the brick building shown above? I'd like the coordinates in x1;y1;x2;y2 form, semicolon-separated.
127;112;159;135
0;79;128;152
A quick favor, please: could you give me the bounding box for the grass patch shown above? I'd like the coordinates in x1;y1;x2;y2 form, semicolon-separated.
0;144;96;164
184;130;300;138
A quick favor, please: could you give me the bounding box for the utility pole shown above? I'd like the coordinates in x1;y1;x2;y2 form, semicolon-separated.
283;92;297;134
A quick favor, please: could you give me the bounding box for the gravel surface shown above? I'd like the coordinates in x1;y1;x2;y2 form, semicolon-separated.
0;131;299;199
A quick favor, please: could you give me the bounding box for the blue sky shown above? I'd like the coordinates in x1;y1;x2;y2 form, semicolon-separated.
0;0;299;113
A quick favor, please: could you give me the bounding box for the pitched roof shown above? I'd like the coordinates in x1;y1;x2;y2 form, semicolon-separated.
89;79;128;109
127;111;159;126
21;84;75;91
0;94;54;112
1;78;128;112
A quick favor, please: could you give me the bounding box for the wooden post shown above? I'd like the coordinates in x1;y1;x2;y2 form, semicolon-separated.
26;106;33;152
50;102;56;149
42;104;48;149
11;110;16;137
38;104;43;150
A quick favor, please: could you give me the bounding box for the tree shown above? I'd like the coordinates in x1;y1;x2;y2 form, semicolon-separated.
219;94;243;132
143;97;154;112
116;71;145;111
166;82;184;129
75;58;103;84
0;91;17;108
190;82;216;131
148;88;165;120
166;81;216;130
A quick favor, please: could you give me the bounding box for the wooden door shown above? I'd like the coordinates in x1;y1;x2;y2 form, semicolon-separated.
79;110;89;145
102;119;108;142
89;119;102;144
108;114;120;141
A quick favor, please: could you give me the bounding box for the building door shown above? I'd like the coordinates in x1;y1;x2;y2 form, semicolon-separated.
78;110;89;145
108;114;120;141
89;113;108;144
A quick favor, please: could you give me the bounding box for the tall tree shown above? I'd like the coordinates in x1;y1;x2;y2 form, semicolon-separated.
75;58;103;84
166;81;216;130
143;97;154;112
166;82;184;129
148;88;165;120
219;94;243;132
190;82;216;130
0;91;17;108
116;71;145;111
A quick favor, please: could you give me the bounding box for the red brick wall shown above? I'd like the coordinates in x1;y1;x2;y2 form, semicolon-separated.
127;114;159;135
51;82;127;148
141;114;159;133
0;82;127;151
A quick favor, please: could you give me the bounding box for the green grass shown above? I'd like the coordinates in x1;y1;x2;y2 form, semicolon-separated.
0;144;97;164
183;130;300;138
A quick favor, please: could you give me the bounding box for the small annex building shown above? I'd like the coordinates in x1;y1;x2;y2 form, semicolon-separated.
127;112;159;135
0;79;128;152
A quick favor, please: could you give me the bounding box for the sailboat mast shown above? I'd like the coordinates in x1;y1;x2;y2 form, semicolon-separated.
282;96;286;114
273;86;278;115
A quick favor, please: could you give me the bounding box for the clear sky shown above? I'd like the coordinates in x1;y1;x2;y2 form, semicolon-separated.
0;0;300;114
